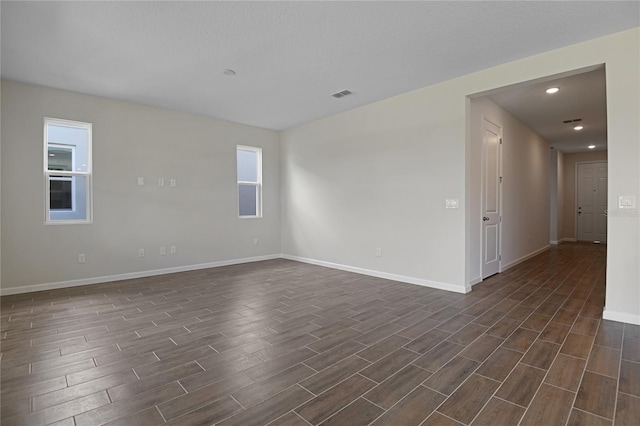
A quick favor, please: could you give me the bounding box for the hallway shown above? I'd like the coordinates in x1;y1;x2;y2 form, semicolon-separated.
1;243;638;425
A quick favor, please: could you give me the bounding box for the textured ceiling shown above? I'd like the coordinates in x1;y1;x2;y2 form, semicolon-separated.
1;1;639;131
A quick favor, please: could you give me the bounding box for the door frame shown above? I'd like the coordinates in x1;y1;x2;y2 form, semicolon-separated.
575;160;608;242
480;116;503;278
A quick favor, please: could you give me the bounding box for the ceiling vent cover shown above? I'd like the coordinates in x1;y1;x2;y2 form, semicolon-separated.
331;89;353;99
562;118;582;124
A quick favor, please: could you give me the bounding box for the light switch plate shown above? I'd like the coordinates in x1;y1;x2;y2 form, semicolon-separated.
137;177;144;186
619;195;637;209
445;199;459;209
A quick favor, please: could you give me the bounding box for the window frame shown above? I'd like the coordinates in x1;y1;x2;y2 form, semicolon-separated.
44;117;93;225
236;145;262;219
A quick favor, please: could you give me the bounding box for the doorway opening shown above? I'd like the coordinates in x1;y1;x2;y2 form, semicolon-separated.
467;64;608;286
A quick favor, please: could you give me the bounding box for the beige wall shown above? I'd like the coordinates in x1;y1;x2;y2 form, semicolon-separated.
550;150;565;243
557;150;565;240
562;151;608;241
1;81;281;293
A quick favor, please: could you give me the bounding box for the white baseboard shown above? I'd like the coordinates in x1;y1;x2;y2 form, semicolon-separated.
468;276;482;287
0;255;281;296
603;308;640;325
500;245;550;272
281;254;469;294
5;252;638;326
551;238;575;245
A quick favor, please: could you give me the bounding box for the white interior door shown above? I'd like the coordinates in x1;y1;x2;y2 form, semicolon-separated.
577;162;608;242
482;119;502;278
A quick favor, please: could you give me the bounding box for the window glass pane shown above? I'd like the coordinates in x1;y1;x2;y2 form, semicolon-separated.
49;175;89;221
238;184;257;216
50;177;72;209
48;145;73;171
237;149;258;182
47;124;89;172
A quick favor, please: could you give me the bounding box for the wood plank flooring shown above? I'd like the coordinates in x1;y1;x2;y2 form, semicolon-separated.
1;243;638;425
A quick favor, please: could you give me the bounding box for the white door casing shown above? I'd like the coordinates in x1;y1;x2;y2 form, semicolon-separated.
577;162;608;242
482;118;502;278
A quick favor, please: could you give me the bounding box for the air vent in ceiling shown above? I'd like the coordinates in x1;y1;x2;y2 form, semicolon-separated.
331;89;353;99
562;118;582;124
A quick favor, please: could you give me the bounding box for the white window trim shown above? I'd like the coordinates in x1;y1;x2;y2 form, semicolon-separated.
44;117;93;225
237;145;262;219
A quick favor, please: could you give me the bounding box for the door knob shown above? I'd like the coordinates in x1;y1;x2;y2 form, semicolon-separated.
483;216;490;221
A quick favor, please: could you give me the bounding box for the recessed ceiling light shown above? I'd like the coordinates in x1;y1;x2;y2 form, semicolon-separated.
223;69;236;76
574;125;584;131
49;153;55;157
588;145;596;149
546;87;559;94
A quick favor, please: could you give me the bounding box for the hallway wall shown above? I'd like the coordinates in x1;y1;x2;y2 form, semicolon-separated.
550;150;566;244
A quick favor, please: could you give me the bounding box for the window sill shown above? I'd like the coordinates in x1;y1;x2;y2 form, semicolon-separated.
45;220;93;225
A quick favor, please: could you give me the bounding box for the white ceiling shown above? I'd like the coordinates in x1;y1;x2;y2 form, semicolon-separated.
1;1;638;131
488;67;608;153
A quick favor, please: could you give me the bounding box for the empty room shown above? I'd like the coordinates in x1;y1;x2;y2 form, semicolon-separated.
1;2;639;426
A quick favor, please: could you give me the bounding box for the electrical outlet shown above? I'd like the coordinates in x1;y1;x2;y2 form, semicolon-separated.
160;247;166;256
78;254;86;264
138;248;145;257
253;238;258;246
376;248;382;257
158;178;165;187
170;179;176;187
170;245;177;254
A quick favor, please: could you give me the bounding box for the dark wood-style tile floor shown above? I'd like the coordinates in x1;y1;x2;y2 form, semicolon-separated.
1;243;638;425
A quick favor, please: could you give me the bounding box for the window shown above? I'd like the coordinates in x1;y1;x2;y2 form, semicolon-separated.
44;118;92;224
237;145;262;218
